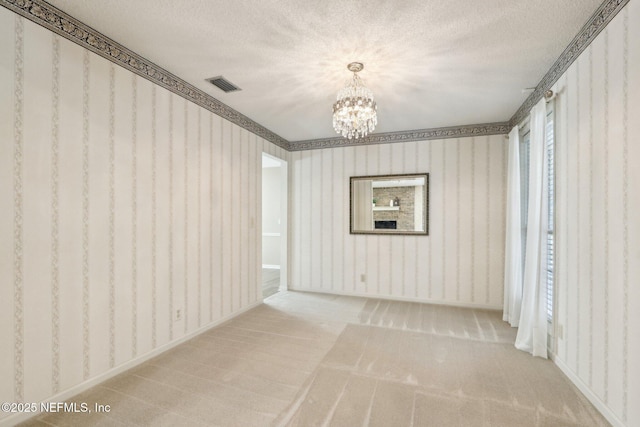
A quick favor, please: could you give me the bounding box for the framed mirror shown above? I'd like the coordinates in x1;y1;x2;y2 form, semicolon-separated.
350;173;429;235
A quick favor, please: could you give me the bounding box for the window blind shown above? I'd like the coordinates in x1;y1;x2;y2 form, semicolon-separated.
545;109;555;322
519;129;531;267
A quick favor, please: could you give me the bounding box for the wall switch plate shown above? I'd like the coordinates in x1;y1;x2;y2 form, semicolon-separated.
557;324;564;339
360;274;366;282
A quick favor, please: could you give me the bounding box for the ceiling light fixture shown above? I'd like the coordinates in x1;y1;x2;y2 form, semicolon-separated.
332;62;377;140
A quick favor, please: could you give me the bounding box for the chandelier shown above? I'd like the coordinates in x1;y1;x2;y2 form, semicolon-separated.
332;62;377;140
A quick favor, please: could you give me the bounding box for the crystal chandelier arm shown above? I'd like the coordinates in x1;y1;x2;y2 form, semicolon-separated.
332;63;377;140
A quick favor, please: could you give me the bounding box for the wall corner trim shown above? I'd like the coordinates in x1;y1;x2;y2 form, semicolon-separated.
552;355;625;427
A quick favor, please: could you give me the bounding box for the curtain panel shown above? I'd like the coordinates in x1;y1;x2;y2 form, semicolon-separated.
503;126;523;327
515;99;549;358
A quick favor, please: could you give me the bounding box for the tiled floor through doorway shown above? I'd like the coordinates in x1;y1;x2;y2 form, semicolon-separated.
262;267;280;298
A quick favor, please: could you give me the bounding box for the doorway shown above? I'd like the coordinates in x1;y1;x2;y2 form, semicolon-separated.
262;153;287;298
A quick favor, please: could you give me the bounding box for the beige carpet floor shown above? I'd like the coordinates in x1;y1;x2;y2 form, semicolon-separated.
20;291;608;426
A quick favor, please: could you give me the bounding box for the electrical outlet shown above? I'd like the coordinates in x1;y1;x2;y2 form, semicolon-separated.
360;274;366;282
174;309;182;322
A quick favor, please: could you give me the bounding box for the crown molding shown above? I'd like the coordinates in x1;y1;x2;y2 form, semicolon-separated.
2;0;627;152
509;0;629;128
288;122;510;151
0;0;291;151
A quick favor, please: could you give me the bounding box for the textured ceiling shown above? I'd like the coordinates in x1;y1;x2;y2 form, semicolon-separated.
47;0;602;142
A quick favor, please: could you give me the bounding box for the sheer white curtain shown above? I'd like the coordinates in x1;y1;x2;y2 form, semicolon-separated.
515;99;549;358
503;126;523;327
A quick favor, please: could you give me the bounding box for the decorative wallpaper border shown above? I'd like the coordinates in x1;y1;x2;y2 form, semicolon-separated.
509;0;629;127
0;0;628;151
0;0;290;150
288;123;510;151
13;13;24;404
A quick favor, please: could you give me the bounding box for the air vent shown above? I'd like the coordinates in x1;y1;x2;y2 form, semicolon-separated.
205;76;241;93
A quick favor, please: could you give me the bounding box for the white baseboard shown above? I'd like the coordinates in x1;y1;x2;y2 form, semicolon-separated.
262;264;280;269
288;286;502;310
0;301;261;427
551;354;625;427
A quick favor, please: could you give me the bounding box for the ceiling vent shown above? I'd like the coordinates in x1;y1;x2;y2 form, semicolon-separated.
205;76;241;93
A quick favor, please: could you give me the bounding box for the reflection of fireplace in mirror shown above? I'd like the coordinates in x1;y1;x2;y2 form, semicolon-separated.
375;220;397;230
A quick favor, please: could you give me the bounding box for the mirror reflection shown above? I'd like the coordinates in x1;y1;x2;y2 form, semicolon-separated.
350;173;429;235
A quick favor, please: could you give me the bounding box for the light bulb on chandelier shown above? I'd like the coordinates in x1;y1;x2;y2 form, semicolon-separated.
332;62;377;140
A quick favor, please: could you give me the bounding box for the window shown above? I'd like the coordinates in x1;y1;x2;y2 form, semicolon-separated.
519;127;531;267
545;108;555;322
518;107;554;323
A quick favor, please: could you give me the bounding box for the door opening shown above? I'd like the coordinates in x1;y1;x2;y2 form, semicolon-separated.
262;153;287;298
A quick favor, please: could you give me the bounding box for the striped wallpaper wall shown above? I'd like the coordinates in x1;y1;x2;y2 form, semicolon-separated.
1;2;638;427
289;135;508;309
551;3;639;426
0;11;286;423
